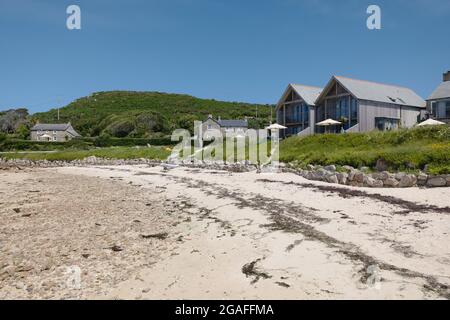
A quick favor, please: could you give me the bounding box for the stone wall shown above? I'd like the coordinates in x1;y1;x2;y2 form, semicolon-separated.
1;157;449;188
283;163;450;188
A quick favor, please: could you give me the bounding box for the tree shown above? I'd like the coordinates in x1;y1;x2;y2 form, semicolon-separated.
16;124;30;140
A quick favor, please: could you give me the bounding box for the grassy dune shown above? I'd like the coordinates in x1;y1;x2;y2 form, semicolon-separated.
279;125;450;174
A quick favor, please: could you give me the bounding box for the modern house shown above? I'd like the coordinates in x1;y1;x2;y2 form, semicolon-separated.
276;84;323;138
202;115;248;135
426;71;450;124
277;76;426;136
30;123;81;142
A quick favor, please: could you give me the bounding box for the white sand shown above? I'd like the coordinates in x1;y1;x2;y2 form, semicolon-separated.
1;165;449;299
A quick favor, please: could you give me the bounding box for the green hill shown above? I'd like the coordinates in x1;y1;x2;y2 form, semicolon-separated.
32;91;273;138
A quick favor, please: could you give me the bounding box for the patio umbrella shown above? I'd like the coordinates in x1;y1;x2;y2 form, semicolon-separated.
316;119;342;126
265;123;287;130
316;119;342;134
417;119;446;127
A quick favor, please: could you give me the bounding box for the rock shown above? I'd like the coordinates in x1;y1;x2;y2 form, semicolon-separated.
371;171;390;181
364;176;384;188
316;168;328;177
375;159;388;172
360;166;370;173
399;175;417;188
306;164;315;171
326;174;339;184
342;165;354;172
426;176;447;188
417;173;428;186
384;178;399;187
324;165;336;172
348;170;356;181
394;172;406;181
337;172;348;185
446;175;450;186
354;171;365;183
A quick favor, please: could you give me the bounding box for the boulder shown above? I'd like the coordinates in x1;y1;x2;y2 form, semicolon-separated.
364;176;384;188
399;175;417;188
324;165;336;172
342;165;355;172
394;172;406;181
417;173;428;186
426;176;447;188
354;171;365;183
337;172;348;185
326;174;339;184
348;170;356;181
371;171;390;181
384;178;399;187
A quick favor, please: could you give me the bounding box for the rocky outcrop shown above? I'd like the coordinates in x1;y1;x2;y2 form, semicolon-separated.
285;163;450;189
1;157;449;189
0;157;163;168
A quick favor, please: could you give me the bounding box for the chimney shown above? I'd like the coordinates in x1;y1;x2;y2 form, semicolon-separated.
444;71;450;82
218;116;221;121
208;114;213;119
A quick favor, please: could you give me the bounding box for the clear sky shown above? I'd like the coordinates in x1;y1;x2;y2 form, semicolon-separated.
1;0;449;113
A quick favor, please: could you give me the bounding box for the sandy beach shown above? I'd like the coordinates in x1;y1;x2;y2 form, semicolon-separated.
0;164;449;299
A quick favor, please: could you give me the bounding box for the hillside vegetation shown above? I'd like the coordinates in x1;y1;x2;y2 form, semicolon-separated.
280;125;450;174
32;91;272;138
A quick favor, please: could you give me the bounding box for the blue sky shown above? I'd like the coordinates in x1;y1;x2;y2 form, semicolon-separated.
1;0;449;113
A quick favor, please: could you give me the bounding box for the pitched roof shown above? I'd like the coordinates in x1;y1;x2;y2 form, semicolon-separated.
31;123;81;136
290;84;323;106
317;76;426;108
277;84;323;107
217;119;248;128
427;81;450;100
31;123;71;131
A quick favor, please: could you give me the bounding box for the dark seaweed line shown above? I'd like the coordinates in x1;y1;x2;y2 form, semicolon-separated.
256;179;450;215
106;168;449;299
160;173;450;299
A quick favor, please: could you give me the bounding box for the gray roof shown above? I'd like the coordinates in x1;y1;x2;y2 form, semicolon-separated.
427;81;450;100
290;84;323;106
31;123;80;136
320;76;426;108
217;119;248;128
277;84;323;107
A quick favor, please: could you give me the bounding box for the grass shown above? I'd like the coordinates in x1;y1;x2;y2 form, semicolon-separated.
2;126;449;175
0;146;172;162
279;125;450;175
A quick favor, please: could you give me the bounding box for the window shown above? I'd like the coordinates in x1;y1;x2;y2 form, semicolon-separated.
431;101;437;116
53;137;57;141
207;124;212;129
446;101;450;118
53;130;57;135
375;117;400;131
350;98;358;127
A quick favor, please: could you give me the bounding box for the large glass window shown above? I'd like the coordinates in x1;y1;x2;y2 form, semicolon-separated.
446;101;450;118
350;97;358;127
375;117;400;131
